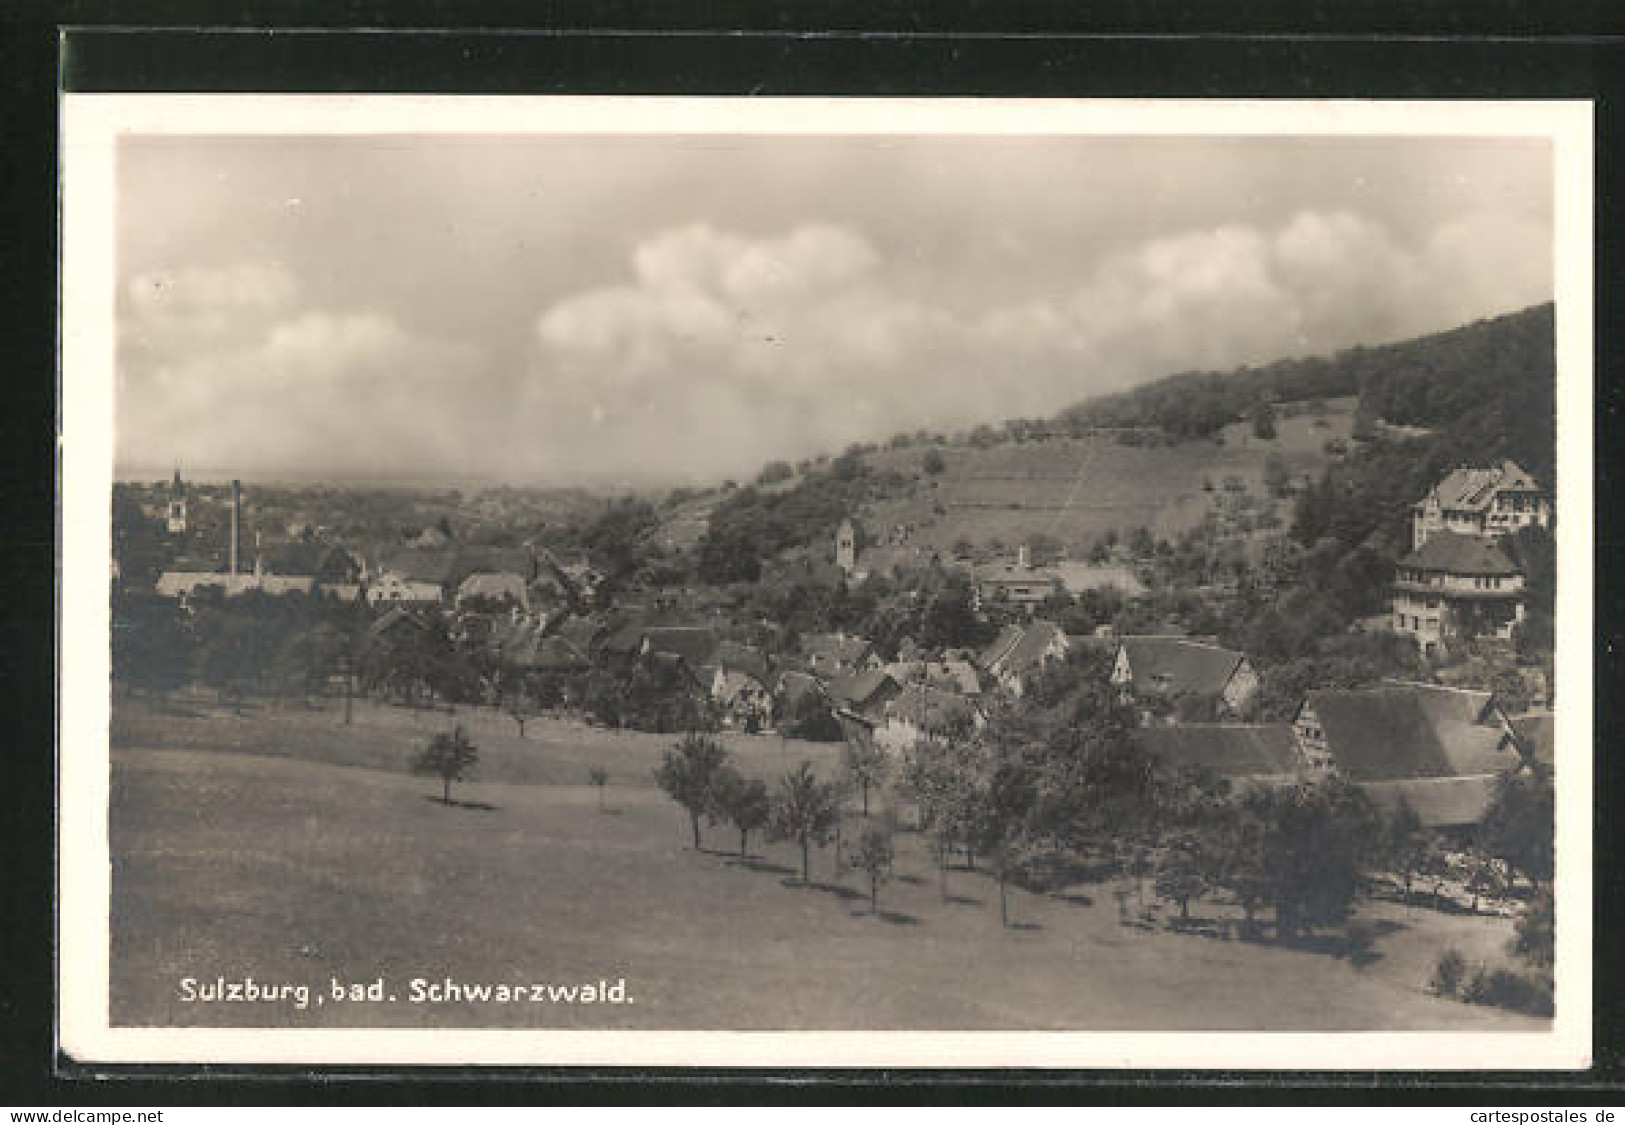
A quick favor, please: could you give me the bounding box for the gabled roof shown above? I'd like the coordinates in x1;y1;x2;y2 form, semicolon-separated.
1398;530;1521;576
371;544;538;588
457;571;529;605
827;669;900;708
641;625;720;667
553;614;609;652
713;668;769;705
1507;712;1555;770
883;659;981;696
977;624;1026;671
713;640;770;684
1421;461;1543;512
1135;724;1300;782
369;606;426;636
1302;682;1516;782
998;621;1068;678
1359;776;1500;830
598;622;649;656
773;669;826;710
1118;637;1248;700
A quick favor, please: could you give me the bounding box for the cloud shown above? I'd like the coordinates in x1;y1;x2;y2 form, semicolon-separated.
117;262;492;480
117;201;1550;484
523;208;1550;481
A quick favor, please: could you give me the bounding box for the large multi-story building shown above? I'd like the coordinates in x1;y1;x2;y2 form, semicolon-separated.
1392;531;1525;655
1395;462;1545;654
1410;460;1549;549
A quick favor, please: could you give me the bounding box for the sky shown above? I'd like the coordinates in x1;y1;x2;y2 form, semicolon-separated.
114;132;1554;486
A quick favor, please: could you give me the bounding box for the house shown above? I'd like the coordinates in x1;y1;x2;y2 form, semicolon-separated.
366;572;444;606
261;541;361;584
972;546;1065;613
639;625;722;668
799;632;878;677
1133;723;1301;789
882;658;982;697
1291;681;1521;831
1110;636;1259;718
773;669;828;722
1411;461;1549;549
710;668;773;730
489;617;590;675
826;669;903;724
369;605;428;643
455;571;530;612
873;685;985;753
154;570;317;602
1391;531;1525;655
977;620;1070;696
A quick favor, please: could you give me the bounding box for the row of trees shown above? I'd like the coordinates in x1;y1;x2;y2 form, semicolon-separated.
654;734;900;913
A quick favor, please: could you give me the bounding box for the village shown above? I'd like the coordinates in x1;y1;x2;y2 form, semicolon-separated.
108;398;1559;1029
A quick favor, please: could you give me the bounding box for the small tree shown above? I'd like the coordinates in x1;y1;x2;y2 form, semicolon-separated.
1512;885;1555;968
654;733;730;850
848;821;896;914
588;765;610;811
769;761;841;885
507;687;537;739
1480;769;1554;891
922;448;946;476
1154;835;1208;922
712;768;771;856
1252;402;1278;440
414;724;479;805
840;733;891;817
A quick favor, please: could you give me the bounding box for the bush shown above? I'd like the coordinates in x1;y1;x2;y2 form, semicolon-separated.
1461;965;1554;1017
1431;948;1467;997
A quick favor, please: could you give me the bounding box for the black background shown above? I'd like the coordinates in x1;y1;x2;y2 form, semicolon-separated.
5;1;1625;1104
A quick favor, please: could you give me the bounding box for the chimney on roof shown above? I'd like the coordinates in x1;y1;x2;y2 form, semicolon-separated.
229;479;241;576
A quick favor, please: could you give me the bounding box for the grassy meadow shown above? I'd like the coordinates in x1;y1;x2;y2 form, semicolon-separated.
108;690;1540;1032
860;399;1356;554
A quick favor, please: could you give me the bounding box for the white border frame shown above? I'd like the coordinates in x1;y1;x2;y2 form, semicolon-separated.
59;95;1595;1069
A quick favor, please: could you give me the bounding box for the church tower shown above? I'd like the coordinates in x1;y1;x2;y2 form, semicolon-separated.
836;518;856;575
165;468;188;534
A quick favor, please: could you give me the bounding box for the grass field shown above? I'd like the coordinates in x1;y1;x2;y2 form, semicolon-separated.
859;400;1355;554
109;694;1540;1031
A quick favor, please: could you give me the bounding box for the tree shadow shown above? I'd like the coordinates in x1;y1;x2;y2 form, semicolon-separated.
781;877;865;903
735;858;796;876
421;795;499;812
849;909;920;925
1049;891;1094;907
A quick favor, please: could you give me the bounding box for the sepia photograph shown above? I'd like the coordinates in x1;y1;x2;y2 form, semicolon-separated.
57;96;1593;1069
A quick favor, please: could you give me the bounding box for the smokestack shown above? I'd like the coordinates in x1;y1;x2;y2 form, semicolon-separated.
230;479;241;576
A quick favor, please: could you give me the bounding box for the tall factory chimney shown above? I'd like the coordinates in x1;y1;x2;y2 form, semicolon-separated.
229;479;242;576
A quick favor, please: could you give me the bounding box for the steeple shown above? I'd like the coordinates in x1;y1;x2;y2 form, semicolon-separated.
165;467;188;534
